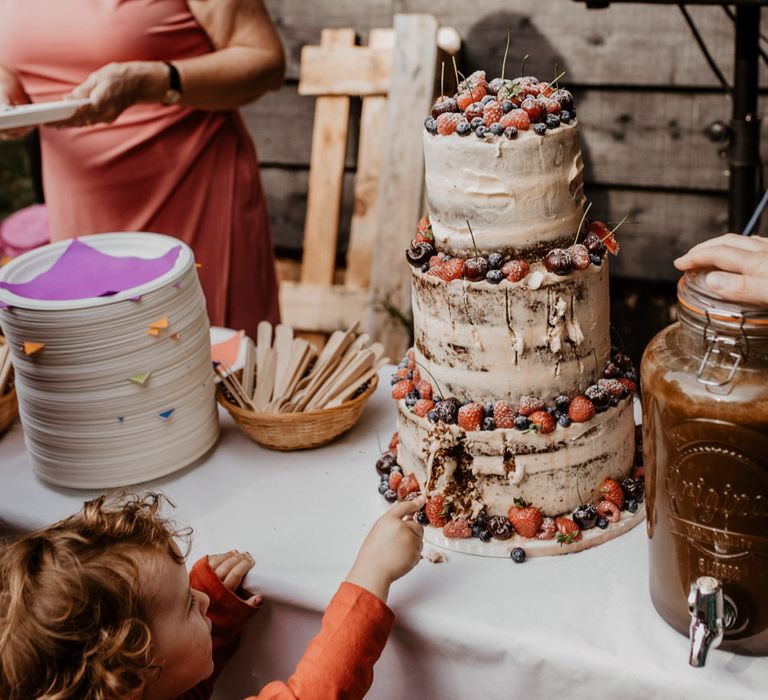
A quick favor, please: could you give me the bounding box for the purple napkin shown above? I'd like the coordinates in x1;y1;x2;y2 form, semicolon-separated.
0;239;181;301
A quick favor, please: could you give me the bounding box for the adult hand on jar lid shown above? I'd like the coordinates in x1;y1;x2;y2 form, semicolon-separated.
674;234;768;307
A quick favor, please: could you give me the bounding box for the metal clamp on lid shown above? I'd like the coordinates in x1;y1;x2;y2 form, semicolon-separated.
696;309;749;388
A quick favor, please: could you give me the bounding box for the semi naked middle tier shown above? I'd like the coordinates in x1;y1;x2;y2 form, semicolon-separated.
396;396;635;517
423;122;585;256
412;262;611;404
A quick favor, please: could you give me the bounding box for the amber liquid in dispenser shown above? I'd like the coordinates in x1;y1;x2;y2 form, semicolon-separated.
641;283;768;655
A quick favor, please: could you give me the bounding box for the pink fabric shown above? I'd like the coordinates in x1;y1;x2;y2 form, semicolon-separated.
0;204;50;257
0;0;280;338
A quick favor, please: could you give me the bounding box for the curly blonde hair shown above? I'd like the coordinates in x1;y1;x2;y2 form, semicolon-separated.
0;492;190;699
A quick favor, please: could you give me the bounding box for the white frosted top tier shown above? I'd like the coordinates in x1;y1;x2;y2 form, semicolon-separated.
423;123;585;256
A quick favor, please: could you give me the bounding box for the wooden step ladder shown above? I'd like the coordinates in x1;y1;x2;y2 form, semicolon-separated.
278;14;458;359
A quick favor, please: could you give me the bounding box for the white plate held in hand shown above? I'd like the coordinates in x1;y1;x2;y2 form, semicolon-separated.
0;98;91;130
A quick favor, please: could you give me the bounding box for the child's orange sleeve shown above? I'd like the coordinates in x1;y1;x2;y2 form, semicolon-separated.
248;582;395;700
180;560;395;700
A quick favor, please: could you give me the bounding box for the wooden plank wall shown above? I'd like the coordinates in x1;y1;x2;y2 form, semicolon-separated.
252;0;767;284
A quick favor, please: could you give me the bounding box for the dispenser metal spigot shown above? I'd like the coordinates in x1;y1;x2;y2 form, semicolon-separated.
688;576;736;667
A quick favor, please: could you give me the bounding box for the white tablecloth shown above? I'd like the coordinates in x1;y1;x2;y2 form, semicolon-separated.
0;369;766;700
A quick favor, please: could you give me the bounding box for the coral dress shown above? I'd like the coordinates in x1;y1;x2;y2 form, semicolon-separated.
0;0;280;338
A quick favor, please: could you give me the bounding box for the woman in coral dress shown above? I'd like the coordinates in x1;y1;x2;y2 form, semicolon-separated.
0;0;282;338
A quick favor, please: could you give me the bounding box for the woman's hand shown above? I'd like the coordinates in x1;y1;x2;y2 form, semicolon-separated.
674;234;768;307
0;65;34;140
345;496;425;603
58;61;168;127
207;550;263;607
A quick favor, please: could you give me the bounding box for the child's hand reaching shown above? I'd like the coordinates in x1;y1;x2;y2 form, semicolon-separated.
207;550;262;607
345;496;426;603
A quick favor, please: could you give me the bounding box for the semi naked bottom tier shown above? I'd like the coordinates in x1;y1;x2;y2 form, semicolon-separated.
423;121;585;256
396;397;635;518
412;263;611;404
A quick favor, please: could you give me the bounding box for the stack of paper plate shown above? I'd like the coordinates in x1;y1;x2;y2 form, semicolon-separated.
0;232;219;488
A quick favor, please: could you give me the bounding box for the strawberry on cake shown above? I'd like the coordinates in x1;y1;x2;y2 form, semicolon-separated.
374;70;643;558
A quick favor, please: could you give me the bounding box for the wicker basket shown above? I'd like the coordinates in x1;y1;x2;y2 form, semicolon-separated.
0;386;18;437
217;375;379;451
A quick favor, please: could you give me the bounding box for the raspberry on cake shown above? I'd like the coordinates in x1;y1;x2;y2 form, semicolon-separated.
500;258;529;282
493;401;516;429
518;395;544;417
415;380;433;400
413;399;435;418
436;112;463;135
482;100;503;127
397;473;420;501
391;379;414;400
500;108;530;131
455;70;487;110
443;518;472;539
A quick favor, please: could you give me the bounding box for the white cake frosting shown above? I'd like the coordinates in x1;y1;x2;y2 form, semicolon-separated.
423;123;585;256
412;261;611;403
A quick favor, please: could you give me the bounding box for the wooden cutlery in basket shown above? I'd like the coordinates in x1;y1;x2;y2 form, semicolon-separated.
216;322;388;450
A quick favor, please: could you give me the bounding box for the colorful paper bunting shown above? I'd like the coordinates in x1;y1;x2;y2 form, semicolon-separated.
129;372;151;385
158;408;175;421
23;341;45;356
148;318;169;330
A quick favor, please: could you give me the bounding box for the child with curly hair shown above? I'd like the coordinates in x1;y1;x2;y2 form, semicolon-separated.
0;491;425;699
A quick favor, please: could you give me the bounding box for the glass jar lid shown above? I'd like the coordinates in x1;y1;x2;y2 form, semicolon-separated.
677;270;768;389
677;269;768;333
